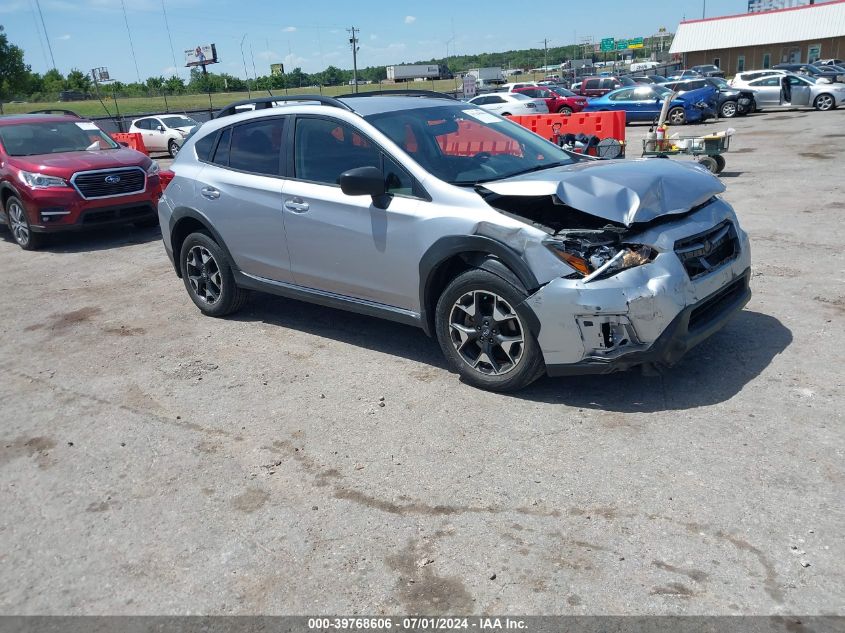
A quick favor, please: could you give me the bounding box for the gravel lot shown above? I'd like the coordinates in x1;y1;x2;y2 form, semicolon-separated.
1;108;843;616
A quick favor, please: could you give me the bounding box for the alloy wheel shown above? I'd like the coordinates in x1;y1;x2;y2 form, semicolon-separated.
816;95;834;111
8;200;30;247
185;245;222;305
669;108;686;125
448;290;525;376
721;101;737;117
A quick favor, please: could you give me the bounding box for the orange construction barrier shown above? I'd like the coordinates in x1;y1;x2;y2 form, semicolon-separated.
507;111;626;145
110;132;148;155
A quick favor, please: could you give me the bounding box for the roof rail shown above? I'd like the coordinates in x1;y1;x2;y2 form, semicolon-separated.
335;89;457;100
214;94;355;119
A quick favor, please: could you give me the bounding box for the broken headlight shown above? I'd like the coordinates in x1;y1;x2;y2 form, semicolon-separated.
546;237;654;280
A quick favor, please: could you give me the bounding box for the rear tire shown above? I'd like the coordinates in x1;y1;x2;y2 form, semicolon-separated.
501;112;512;116
712;154;726;173
5;195;43;251
558;106;573;115
168;139;180;158
179;231;248;317
435;268;545;392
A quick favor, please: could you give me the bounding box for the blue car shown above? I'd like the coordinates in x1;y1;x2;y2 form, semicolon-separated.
583;84;717;125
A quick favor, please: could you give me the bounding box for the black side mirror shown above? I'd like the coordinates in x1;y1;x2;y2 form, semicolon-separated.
340;166;386;197
157;125;165;132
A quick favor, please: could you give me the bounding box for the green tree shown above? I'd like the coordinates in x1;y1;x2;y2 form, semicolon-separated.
41;68;65;97
163;75;186;94
66;68;91;94
0;25;30;99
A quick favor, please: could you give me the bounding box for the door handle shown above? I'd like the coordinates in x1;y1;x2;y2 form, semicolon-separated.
200;186;220;200
284;198;310;213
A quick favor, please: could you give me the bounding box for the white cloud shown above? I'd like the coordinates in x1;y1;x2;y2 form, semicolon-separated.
282;26;297;32
257;50;283;62
162;66;179;76
56;34;72;41
404;15;416;24
284;53;307;69
370;34;378;41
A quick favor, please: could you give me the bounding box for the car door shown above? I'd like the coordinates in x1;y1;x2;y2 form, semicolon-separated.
634;87;663;120
281;115;424;309
606;88;636;117
135;119;158;150
191;116;294;283
748;76;781;107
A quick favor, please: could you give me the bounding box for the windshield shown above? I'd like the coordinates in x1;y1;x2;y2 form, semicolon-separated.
365;104;574;186
0;120;119;156
161;116;198;128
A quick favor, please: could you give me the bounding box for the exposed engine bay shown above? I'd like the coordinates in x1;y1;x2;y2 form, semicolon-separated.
478;189;655;280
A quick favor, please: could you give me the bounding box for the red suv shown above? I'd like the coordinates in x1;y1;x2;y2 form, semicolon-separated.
0;114;161;250
577;76;637;98
512;85;588;115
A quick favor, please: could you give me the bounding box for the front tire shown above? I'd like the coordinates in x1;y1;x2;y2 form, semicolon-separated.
814;94;835;111
667;107;686;125
558;106;573;115
720;100;738;118
435;268;545;392
168;139;180;158
5;196;43;250
179;232;248;317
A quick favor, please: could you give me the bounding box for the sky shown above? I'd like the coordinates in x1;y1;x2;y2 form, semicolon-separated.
0;0;798;81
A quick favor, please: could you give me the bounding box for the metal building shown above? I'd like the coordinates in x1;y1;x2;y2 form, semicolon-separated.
670;0;845;73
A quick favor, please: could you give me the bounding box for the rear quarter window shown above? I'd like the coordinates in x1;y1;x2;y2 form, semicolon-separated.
194;132;217;162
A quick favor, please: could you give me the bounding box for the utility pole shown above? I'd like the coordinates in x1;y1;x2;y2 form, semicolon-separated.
702;0;706;19
240;34;251;98
348;26;360;93
541;38;549;74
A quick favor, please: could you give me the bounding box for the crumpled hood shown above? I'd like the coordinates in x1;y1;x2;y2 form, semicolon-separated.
481;157;725;227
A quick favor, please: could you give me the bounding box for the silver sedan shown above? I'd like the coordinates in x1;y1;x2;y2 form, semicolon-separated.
742;73;845;111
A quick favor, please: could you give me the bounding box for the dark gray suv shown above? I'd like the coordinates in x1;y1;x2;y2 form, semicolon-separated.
159;94;751;391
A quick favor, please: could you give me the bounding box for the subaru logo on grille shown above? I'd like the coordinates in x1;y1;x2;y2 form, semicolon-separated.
104;175;121;184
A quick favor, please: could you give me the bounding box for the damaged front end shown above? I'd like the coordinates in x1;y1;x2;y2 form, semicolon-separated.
475;159;751;375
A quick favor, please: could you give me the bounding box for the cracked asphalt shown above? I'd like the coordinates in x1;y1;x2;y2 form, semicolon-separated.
0;107;843;616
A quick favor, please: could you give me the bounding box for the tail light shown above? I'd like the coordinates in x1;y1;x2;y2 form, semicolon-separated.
159;169;175;191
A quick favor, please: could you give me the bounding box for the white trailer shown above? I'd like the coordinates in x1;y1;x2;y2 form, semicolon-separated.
467;67;505;84
387;64;441;82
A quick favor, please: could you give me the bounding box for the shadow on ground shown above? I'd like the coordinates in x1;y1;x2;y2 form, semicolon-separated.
234;294;792;412
0;224;160;254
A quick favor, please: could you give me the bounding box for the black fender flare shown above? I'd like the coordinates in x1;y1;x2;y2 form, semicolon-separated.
168;207;239;278
0;182;24;218
418;235;541;337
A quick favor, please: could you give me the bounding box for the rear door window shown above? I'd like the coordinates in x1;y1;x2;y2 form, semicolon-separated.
212;127;231;166
584;79;600;90
228;118;286;176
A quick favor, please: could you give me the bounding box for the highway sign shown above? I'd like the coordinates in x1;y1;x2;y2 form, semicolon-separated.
629;37;644;49
600;38;615;52
616;39;629;50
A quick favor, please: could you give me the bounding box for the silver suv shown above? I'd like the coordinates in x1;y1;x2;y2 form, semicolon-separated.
159;93;751;391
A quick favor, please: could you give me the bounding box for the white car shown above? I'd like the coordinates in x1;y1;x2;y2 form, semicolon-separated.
740;73;845;111
129;115;199;157
500;82;539;92
467;93;548;116
729;69;790;88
